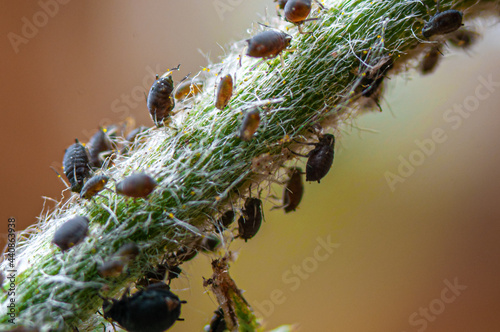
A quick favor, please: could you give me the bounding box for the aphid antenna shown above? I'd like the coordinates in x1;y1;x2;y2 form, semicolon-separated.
50;166;71;189
159;64;182;79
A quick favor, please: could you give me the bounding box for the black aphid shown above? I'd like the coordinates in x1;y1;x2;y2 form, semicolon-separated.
63;139;91;193
102;283;185;332
52;216;89;251
360;56;393;98
420;46;441;75
80;174;109;199
291;134;335;183
207;307;227;332
116;173;157;198
238;197;263;242
217;210;235;229
422;0;463;38
87;128;113;169
147;66;180;127
282;167;304;213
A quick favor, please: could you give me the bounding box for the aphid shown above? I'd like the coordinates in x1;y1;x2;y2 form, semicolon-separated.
125;126;149;143
197;235;221;253
102;283;185;332
63;139;91;193
80;174;109;199
282;167;304;213
147;66;179;127
422;0;463;38
98;260;126;277
207;307;227;332
291;134;335;183
138;262;182;287
215;74;233;110
238;197;263;242
116;173;157;198
246;30;292;60
169;246;198;263
116;242;140;261
360;56;393;98
447;29;479;49
284;0;324;33
239;107;261;141
274;0;288;10
174;79;203;100
217;210;235;229
52;216;89;251
420;46;441;75
87;128;113;169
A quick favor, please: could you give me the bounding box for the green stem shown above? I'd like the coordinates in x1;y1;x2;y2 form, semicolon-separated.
1;0;498;331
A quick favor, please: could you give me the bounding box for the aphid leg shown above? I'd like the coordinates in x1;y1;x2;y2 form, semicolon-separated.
313;0;326;10
288;148;309;158
50;166;70;189
279;53;285;67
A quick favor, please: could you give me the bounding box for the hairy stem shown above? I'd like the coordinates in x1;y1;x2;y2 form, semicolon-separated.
1;0;498;331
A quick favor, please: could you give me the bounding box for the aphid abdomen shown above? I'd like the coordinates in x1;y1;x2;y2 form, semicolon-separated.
239;108;261;141
116;173;157;198
215;74;233;110
238;198;263;241
422;10;463;38
80;174;109;199
246;30;291;59
284;0;312;23
147;76;175;127
63;139;90;193
52;216;89;251
283;167;304;213
87;128;113;169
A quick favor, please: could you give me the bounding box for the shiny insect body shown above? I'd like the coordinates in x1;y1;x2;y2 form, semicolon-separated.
246;30;292;60
116;173;157;198
207;307;227;332
238;197;263;242
239;108;261;141
215;74;233;110
282;167;304;213
63;139;91;193
103;283;185;332
174;79;203;100
420;46;441;75
284;0;324;34
52;216;89;251
147;66;180;127
80;174;109;199
422;0;463;38
291;134;335;183
275;0;288;10
87;128;113;169
217;210;235;229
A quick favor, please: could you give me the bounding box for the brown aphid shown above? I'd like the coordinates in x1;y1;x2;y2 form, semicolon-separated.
447;29;479;49
275;0;288;10
116;242;140;261
246;30;292;59
147;68;178;127
238;197;263;242
282;167;304;213
169;246;198;263
420;46;441;75
80;174;109;199
63;139;91;193
239;108;261;141
116;173;157;198
285;0;312;22
98;260;125;277
87;128;113;169
174;79;203;100
52;216;89;251
215;74;233;110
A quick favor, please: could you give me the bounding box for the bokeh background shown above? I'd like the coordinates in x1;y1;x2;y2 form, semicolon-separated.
1;1;500;331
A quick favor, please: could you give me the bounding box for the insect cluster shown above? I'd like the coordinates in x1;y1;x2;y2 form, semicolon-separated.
36;0;481;330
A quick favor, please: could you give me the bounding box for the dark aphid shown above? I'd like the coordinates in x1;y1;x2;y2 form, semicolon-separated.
239;108;261;141
207;307;227;332
174;79;203;100
217;210;235;229
52;216;89;251
80;174;109;199
116;173;157;198
63;139;91;193
116;242;140;261
87;128;113;169
291;134;335;183
98;260;125;277
139;263;182;286
447;29;479;49
103;283;185;332
215;74;233;110
147;71;176;127
169;246;198;263
275;0;288;10
197;235;221;253
246;30;292;59
422;0;463;38
126;126;149;143
282;167;304;213
360;56;393;98
420;46;441;75
238;197;263;242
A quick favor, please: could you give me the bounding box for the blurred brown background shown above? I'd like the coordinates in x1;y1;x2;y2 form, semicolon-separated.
1;1;500;331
